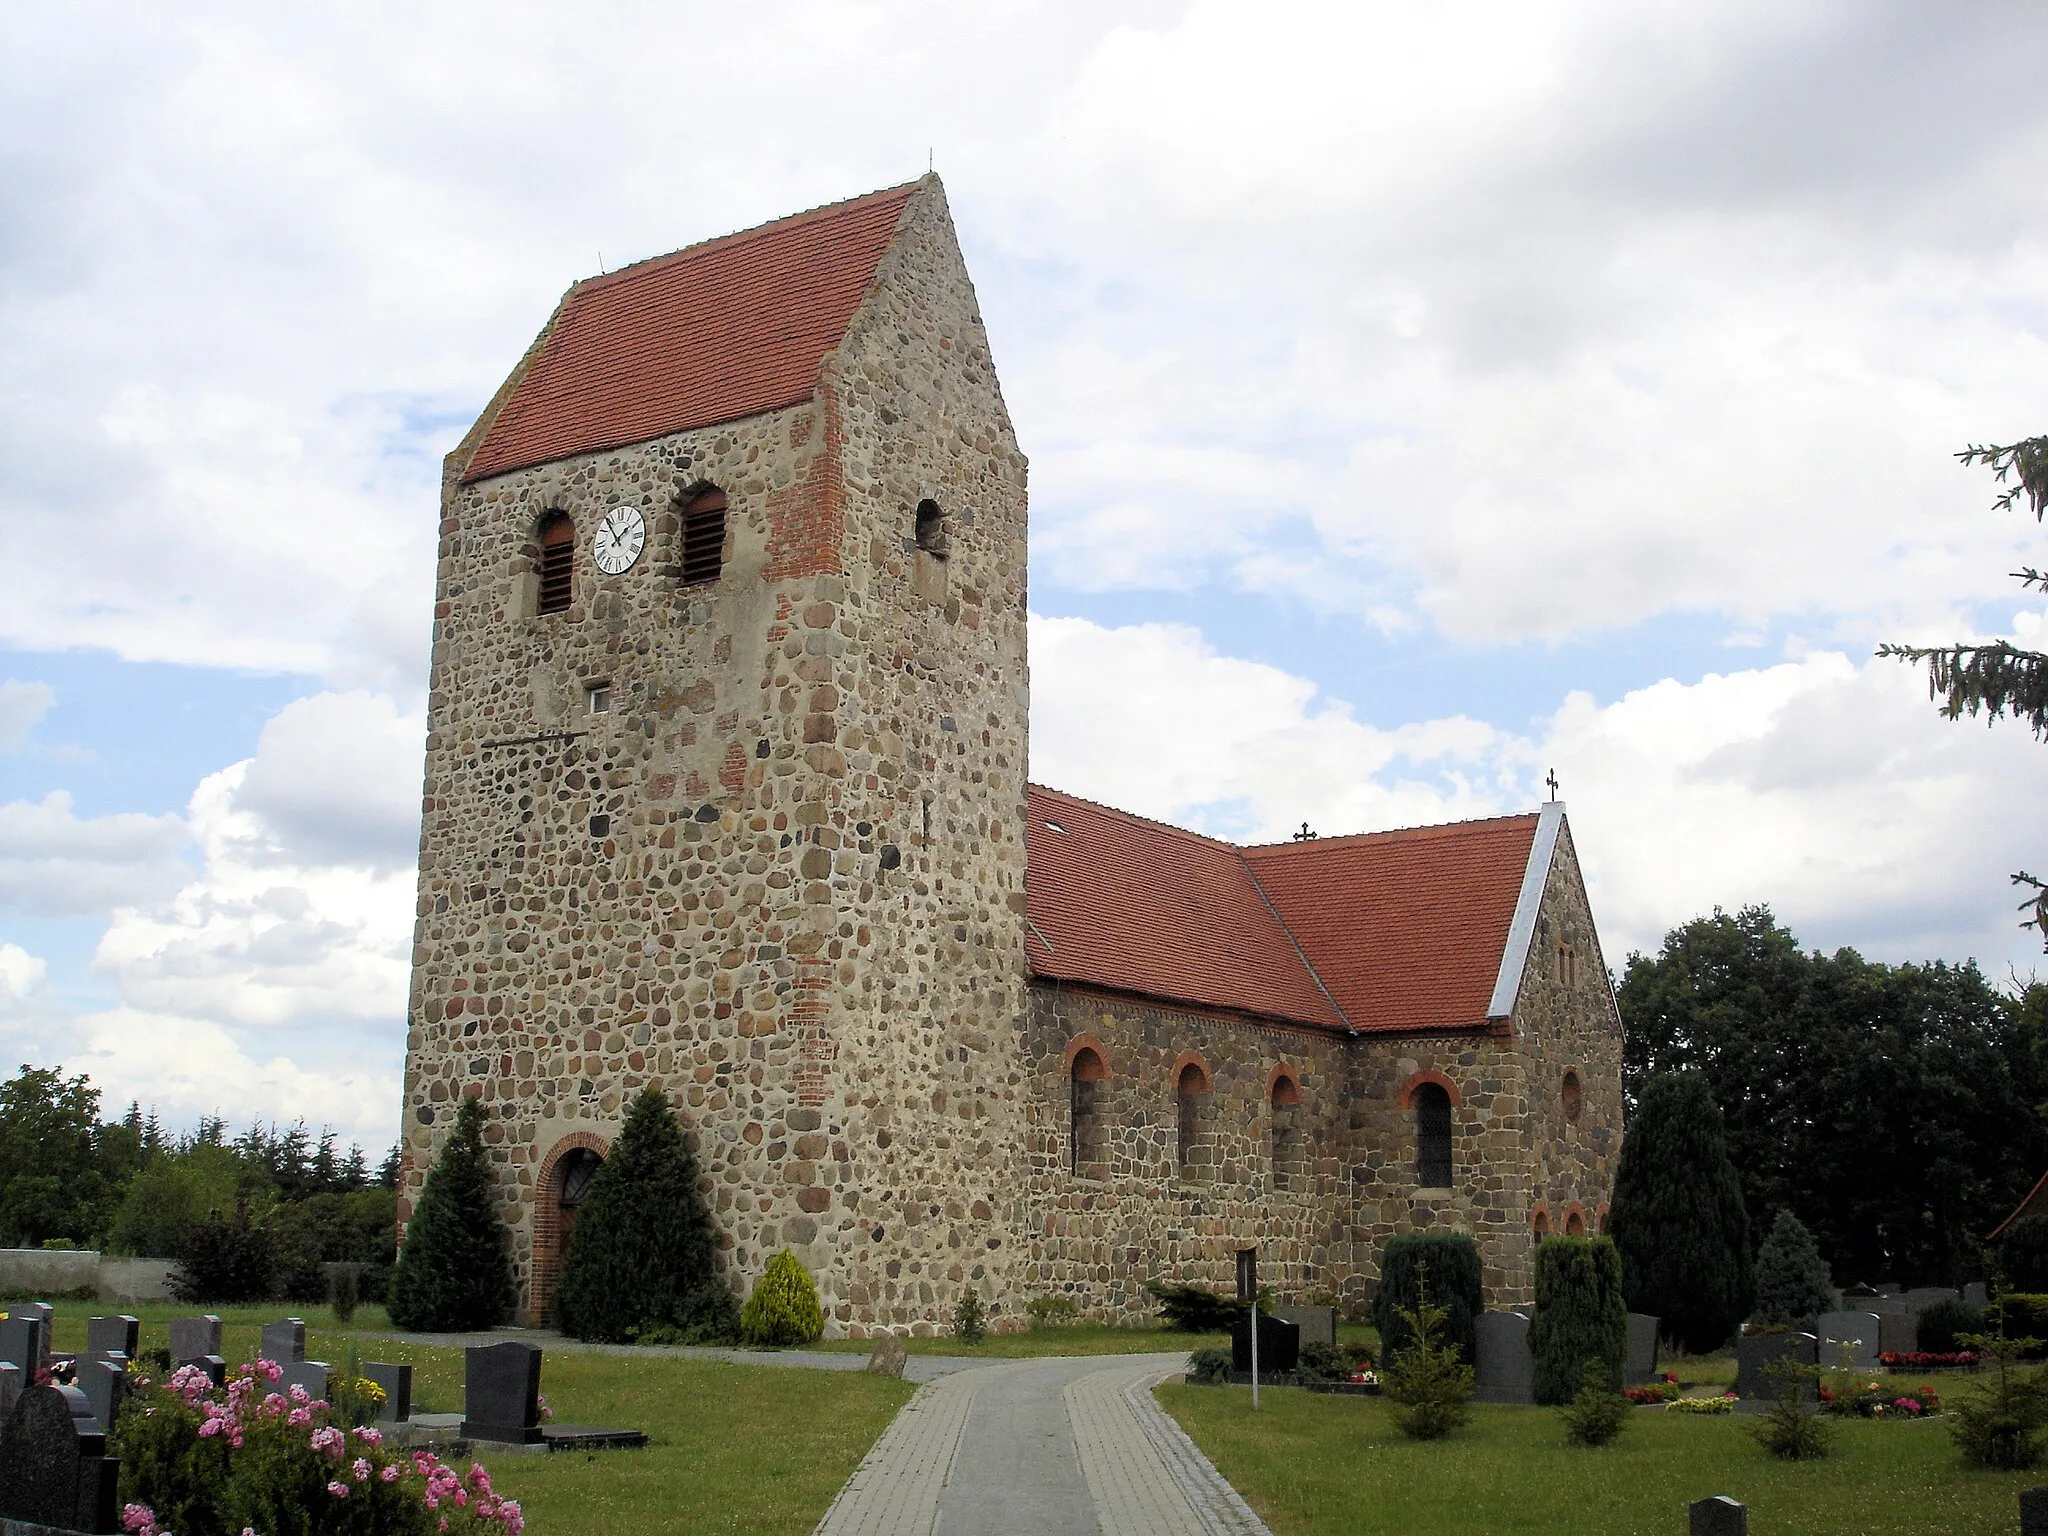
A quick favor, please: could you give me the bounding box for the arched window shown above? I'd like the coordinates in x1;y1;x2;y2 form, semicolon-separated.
1561;1070;1583;1124
1070;1046;1107;1178
915;498;947;558
1564;1207;1587;1238
681;488;727;586
1557;942;1579;988
1413;1081;1453;1189
1175;1060;1210;1178
537;512;575;614
1269;1071;1302;1192
1533;1207;1551;1243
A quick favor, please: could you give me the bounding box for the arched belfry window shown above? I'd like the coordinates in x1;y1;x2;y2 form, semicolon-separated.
1175;1059;1211;1179
681;488;726;586
1070;1046;1107;1178
1413;1081;1453;1189
537;512;574;615
915;498;947;558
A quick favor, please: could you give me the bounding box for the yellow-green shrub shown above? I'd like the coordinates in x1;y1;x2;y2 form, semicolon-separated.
740;1248;825;1347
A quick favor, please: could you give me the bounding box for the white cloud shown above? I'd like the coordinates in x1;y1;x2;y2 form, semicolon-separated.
0;792;190;916
232;691;425;871
0;943;47;1011
0;680;53;752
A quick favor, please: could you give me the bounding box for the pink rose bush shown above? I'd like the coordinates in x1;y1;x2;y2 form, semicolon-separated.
113;1359;523;1536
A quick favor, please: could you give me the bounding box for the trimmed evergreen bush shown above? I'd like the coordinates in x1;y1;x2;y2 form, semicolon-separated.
1752;1209;1834;1326
555;1086;737;1344
1919;1298;1986;1354
385;1096;514;1333
738;1248;825;1347
1606;1071;1750;1353
1529;1235;1628;1405
1372;1232;1483;1362
1144;1281;1249;1332
2002;1214;2048;1293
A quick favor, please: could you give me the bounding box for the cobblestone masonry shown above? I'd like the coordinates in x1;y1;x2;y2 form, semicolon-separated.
402;176;1622;1334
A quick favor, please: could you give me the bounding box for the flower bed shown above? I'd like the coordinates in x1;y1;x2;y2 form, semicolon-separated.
1878;1351;1978;1370
1624;1374;1681;1405
1667;1394;1737;1415
116;1358;522;1536
1820;1377;1942;1418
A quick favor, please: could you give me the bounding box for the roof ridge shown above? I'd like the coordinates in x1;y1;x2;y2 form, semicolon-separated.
1027;782;1243;854
1240;808;1543;853
575;178;926;295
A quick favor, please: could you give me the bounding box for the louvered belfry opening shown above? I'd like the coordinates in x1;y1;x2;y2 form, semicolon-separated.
681;488;727;586
537;512;574;614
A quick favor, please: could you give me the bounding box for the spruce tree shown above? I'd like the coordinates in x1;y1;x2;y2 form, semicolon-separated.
385;1096;513;1332
556;1086;737;1343
1752;1209;1835;1326
1529;1235;1628;1405
1606;1071;1751;1352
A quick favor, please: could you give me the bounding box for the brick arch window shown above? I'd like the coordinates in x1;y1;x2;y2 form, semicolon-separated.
1068;1041;1109;1179
1173;1054;1212;1180
1269;1068;1303;1193
1412;1082;1453;1190
1563;1205;1587;1238
530;1131;610;1324
536;511;575;615
680;486;727;586
1532;1204;1552;1242
1561;1069;1583;1124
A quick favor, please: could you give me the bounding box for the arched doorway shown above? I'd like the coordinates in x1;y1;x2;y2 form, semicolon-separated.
531;1134;608;1324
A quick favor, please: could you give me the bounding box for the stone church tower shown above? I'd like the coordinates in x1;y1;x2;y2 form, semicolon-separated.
402;177;1036;1327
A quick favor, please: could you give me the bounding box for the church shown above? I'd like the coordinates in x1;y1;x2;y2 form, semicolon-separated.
399;176;1623;1334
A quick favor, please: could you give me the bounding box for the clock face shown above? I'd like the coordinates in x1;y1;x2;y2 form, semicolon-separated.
592;506;646;576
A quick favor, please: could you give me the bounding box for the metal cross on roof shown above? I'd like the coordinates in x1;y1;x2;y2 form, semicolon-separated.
1292;822;1318;841
1545;769;1560;802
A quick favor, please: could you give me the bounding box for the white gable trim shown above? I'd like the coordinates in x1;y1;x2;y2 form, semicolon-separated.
1486;800;1565;1021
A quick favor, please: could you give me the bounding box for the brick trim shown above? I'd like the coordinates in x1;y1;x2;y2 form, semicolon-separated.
1396;1069;1463;1110
1531;1201;1551;1236
1267;1064;1302;1107
1169;1050;1213;1095
1561;1202;1588;1238
1064;1033;1111;1081
529;1131;612;1327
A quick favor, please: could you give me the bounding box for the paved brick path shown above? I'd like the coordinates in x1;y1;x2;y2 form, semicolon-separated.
814;1352;1272;1536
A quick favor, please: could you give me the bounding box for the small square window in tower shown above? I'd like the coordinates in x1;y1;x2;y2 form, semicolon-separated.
680;489;727;586
536;512;574;614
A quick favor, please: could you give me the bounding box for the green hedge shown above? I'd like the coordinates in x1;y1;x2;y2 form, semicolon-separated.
1529;1235;1627;1405
1991;1293;2048;1357
2002;1216;2048;1293
739;1249;825;1347
1372;1232;1483;1363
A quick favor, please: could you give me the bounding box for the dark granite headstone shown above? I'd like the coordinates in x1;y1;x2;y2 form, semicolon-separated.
260;1318;307;1365
176;1356;227;1389
1903;1286;1960;1313
14;1303;54;1357
1735;1332;1817;1401
1230;1314;1300;1375
280;1360;330;1402
1690;1495;1747;1536
1474;1311;1533;1405
0;1316;45;1376
84;1316;139;1364
2021;1484;2048;1536
1625;1313;1660;1383
462;1341;544;1444
1866;1296;1909;1318
1964;1281;1989;1307
1878;1313;1919;1357
0;1362;19;1424
75;1356;128;1434
1816;1311;1881;1371
0;1382;120;1533
1272;1304;1336;1349
362;1362;413;1423
168;1315;222;1364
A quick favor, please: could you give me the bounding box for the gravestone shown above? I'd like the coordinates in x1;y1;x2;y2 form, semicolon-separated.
864;1337;907;1379
1625;1313;1660;1384
1903;1287;1960;1313
2021;1484;2048;1536
280;1360;330;1402
0;1361;19;1424
1735;1332;1817;1401
1230;1314;1299;1375
1272;1304;1337;1350
1965;1281;1989;1307
0;1382;121;1534
0;1315;46;1375
363;1362;413;1422
260;1318;307;1364
14;1302;54;1359
1690;1495;1747;1536
178;1356;227;1389
85;1316;139;1363
168;1315;222;1364
1878;1313;1919;1357
1876;1282;1900;1295
1474;1311;1534;1405
461;1341;544;1444
1816;1311;1882;1371
1866;1296;1909;1318
75;1356;128;1435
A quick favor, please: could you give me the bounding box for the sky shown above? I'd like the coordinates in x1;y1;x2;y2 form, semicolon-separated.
2;0;2046;1152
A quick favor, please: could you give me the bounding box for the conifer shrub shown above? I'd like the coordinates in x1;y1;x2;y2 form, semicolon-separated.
1918;1298;1985;1354
738;1249;826;1347
953;1286;987;1345
1752;1209;1834;1327
556;1087;737;1344
1559;1357;1629;1448
1606;1071;1750;1353
1372;1232;1482;1362
1186;1347;1233;1385
1750;1352;1835;1460
1952;1325;2048;1469
386;1096;515;1333
170;1194;276;1304
1381;1262;1475;1440
1145;1281;1248;1332
1530;1235;1628;1405
2002;1215;2048;1293
1992;1294;2048;1357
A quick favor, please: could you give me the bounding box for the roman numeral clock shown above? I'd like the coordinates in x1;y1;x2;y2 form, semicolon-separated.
591;505;645;575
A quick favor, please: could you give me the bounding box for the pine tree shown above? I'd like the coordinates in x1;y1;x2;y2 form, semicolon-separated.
385;1097;514;1332
1606;1071;1751;1352
1529;1235;1629;1405
1752;1209;1835;1326
555;1087;737;1344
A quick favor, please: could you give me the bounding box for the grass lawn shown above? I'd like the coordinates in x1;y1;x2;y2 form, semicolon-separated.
31;1301;912;1536
1161;1383;2037;1536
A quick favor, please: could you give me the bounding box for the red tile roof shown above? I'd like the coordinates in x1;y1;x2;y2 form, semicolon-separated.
463;182;921;482
1024;785;1541;1035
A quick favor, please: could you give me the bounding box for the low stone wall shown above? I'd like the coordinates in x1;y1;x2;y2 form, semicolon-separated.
0;1249;178;1302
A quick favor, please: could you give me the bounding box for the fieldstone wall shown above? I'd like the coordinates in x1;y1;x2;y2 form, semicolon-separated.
403;177;1034;1333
